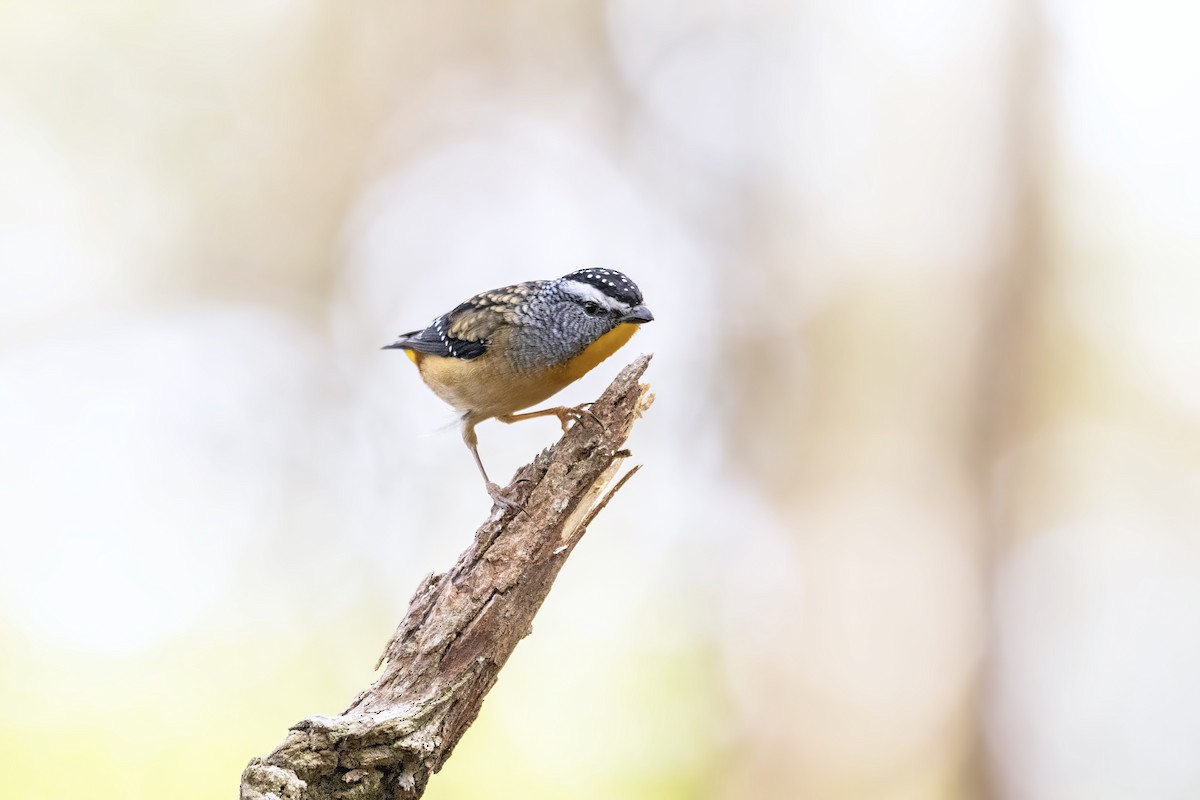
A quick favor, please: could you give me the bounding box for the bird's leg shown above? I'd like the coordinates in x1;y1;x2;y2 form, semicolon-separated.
462;417;525;512
497;403;603;434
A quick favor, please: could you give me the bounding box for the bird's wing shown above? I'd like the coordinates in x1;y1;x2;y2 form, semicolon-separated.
389;282;541;360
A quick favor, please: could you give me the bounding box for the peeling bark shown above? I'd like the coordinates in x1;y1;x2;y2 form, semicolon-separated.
241;355;655;800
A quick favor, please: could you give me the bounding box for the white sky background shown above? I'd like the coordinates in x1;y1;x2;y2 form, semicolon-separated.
988;2;1200;799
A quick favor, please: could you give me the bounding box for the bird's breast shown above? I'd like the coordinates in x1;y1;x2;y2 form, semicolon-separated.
411;322;641;421
552;322;640;382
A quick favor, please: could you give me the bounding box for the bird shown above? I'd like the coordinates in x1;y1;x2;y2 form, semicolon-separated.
384;267;654;506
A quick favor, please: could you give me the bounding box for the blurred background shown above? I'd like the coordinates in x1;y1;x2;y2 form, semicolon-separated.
2;1;1199;798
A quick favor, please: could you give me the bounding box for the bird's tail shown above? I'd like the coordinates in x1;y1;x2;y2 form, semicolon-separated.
382;332;422;364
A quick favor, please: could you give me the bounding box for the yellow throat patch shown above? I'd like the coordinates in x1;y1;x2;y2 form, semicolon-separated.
557;322;640;381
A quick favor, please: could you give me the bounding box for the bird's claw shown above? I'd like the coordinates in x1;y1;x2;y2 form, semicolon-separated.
556;403;604;433
486;482;528;515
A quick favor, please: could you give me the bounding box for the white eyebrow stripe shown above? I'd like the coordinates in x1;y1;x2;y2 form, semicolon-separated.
561;279;625;312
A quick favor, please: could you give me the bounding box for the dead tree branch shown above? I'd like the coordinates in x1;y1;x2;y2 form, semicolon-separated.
241;355;655;800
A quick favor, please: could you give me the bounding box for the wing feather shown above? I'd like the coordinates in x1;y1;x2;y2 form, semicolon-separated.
388;282;542;360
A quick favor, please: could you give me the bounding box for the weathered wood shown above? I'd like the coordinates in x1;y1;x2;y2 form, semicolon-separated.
241;355;654;800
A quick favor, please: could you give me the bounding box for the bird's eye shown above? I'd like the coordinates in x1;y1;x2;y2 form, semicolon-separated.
581;301;604;316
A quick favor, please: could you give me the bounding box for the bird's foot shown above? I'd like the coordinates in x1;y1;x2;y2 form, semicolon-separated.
486;481;528;515
555;403;604;433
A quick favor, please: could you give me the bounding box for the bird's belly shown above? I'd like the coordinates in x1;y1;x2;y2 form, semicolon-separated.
416;354;569;420
413;323;640;420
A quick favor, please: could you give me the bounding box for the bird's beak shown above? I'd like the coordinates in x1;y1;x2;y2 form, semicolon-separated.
619;304;654;324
